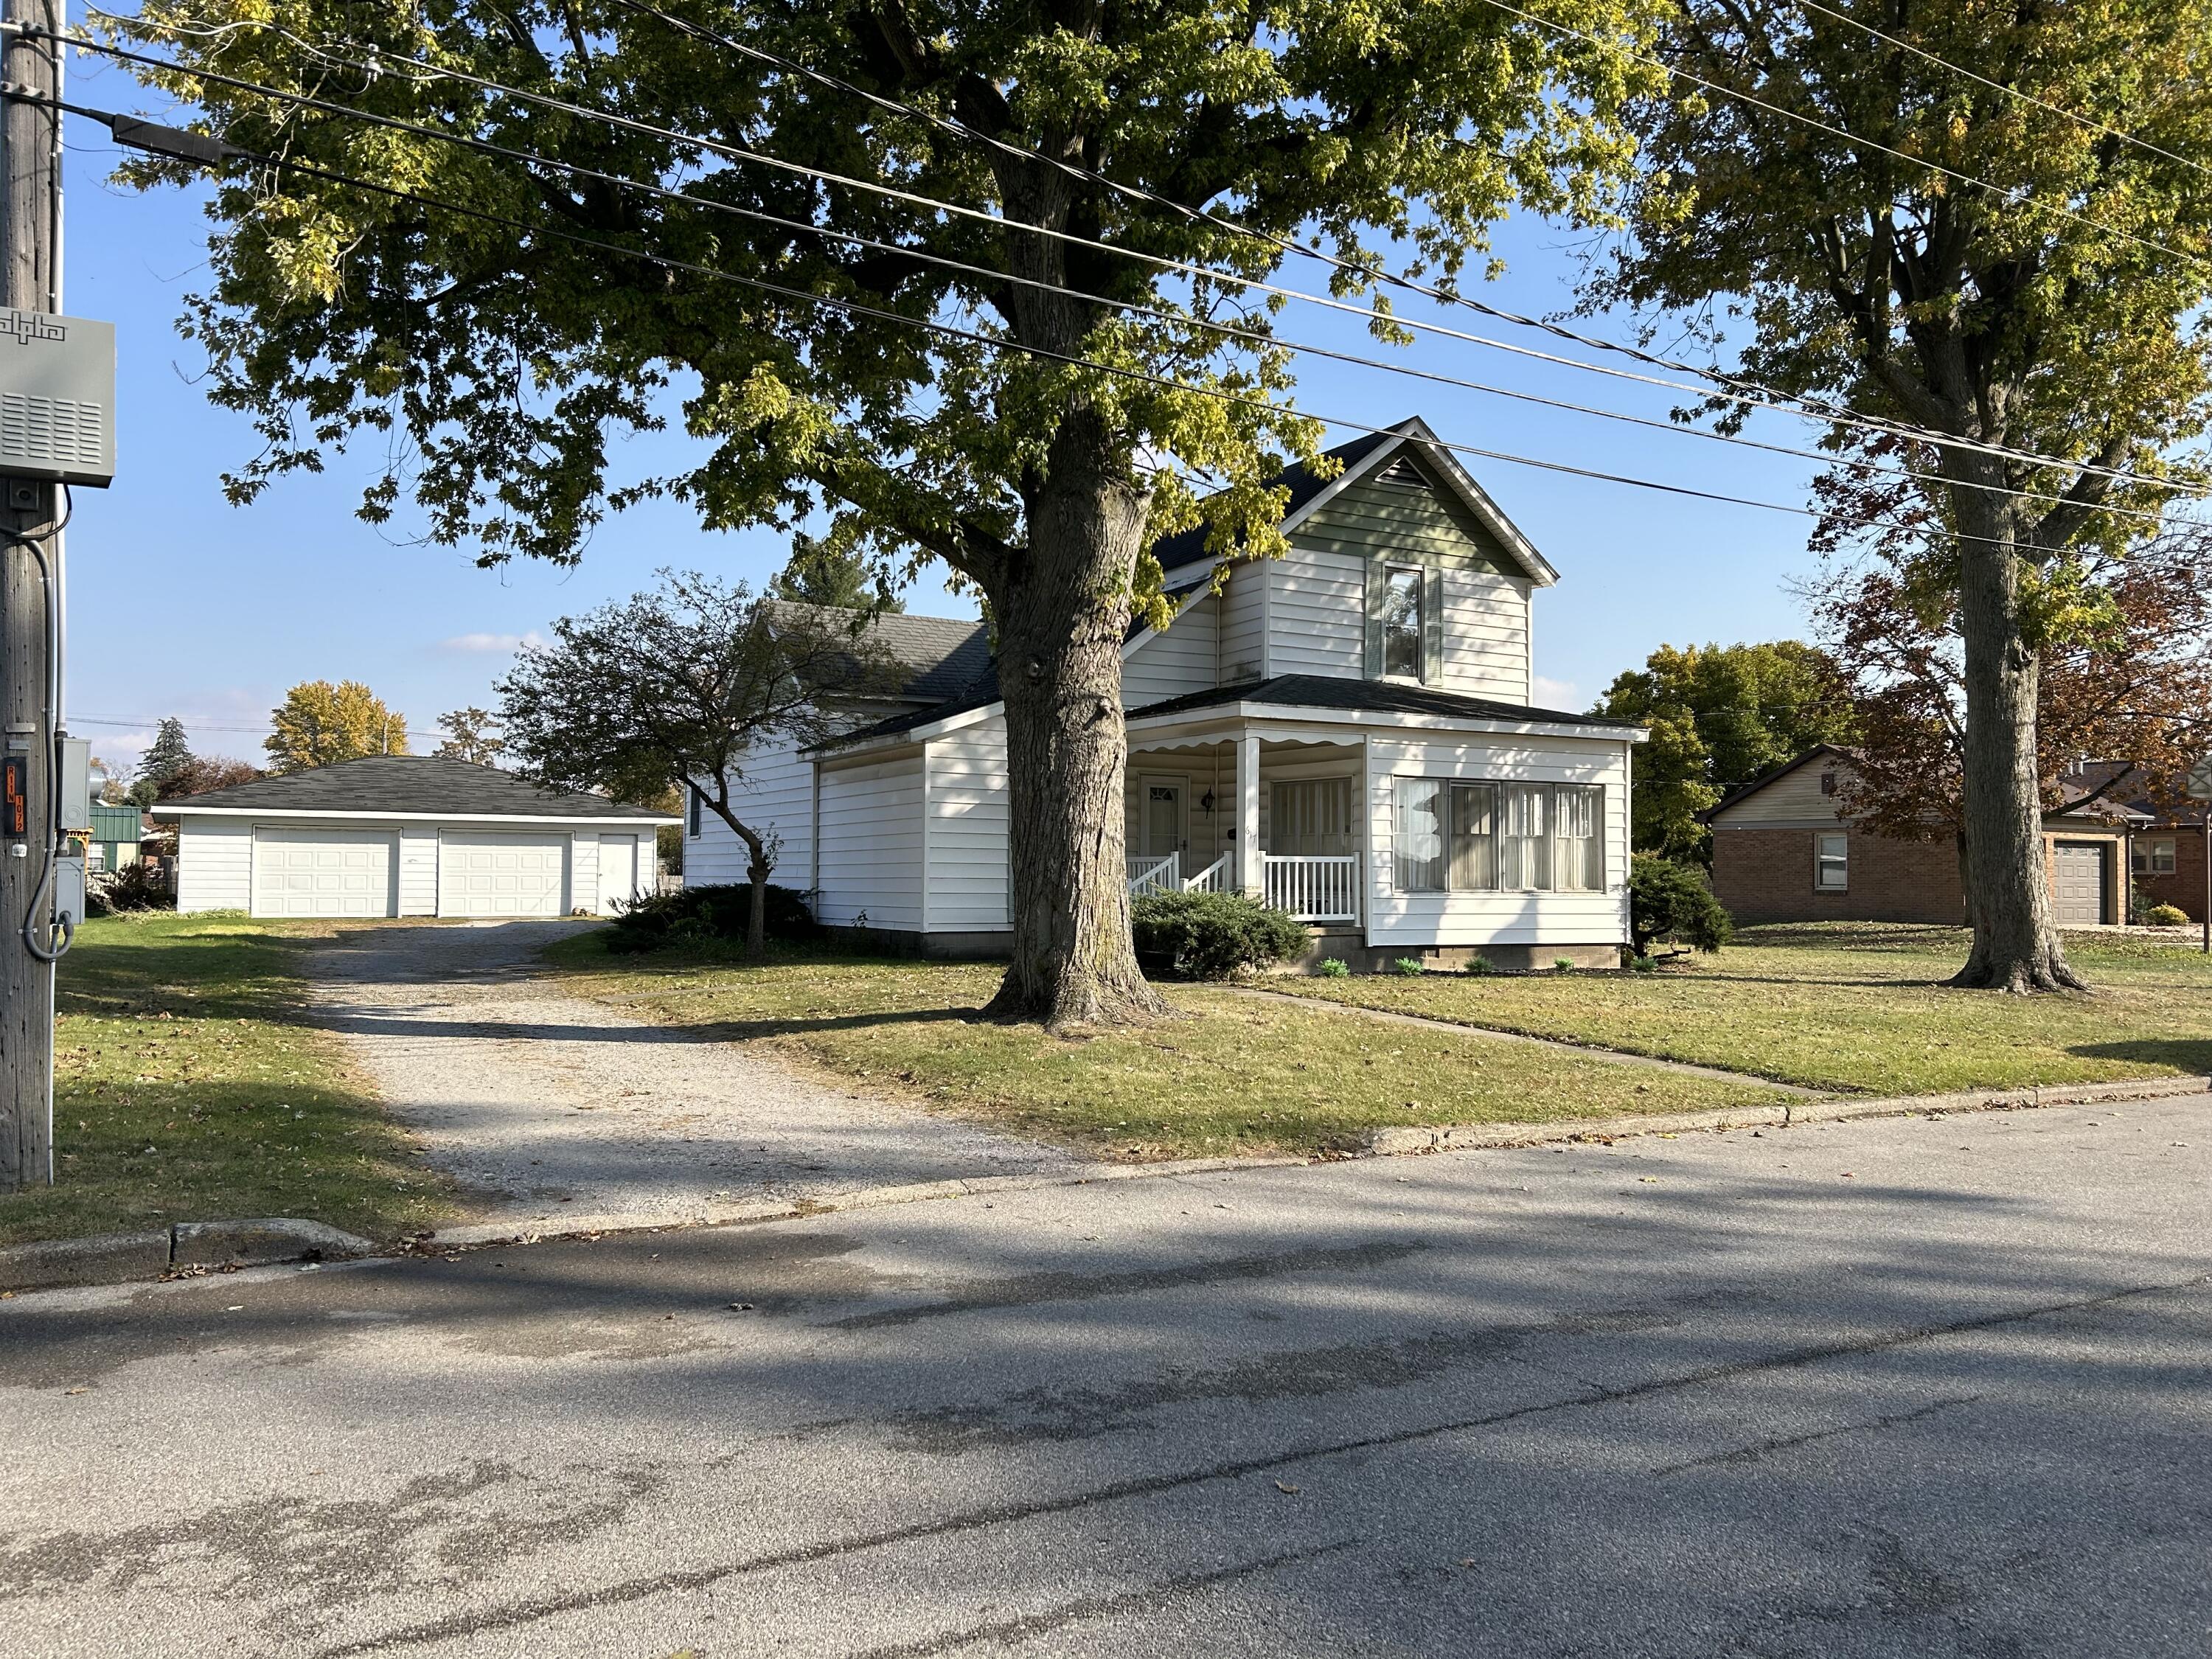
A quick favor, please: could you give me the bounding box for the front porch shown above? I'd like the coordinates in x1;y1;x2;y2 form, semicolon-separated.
1121;731;1364;925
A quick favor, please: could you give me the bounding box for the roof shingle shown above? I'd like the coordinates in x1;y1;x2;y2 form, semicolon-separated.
150;755;673;820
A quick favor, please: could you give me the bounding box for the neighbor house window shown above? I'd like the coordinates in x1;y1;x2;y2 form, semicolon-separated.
1382;566;1423;680
688;790;702;838
1816;832;1848;890
2133;837;2177;876
1393;779;1445;891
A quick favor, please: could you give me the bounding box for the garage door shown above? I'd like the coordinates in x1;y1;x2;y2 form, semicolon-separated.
2051;842;2109;926
253;828;397;918
438;832;568;917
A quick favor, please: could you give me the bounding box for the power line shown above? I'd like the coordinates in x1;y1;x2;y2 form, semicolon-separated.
49;36;2171;529
1478;0;2212;278
1784;0;2212;186
71;14;2196;501
591;0;2203;496
45;93;2174;560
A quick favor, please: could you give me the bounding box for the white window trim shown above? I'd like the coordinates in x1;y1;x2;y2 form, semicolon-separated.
1390;776;1606;894
1379;563;1426;686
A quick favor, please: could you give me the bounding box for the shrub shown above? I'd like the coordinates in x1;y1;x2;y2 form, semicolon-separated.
1462;954;1494;976
603;880;820;953
1130;889;1308;981
2144;902;2191;928
1629;854;1733;957
1553;957;1575;973
1628;953;1658;974
86;862;174;916
1392;956;1425;976
1316;957;1351;978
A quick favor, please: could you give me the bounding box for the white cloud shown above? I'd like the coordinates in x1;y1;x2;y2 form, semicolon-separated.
437;630;547;654
1532;675;1579;709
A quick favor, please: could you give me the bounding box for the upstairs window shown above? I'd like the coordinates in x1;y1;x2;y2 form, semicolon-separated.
2133;837;2177;876
1382;567;1423;680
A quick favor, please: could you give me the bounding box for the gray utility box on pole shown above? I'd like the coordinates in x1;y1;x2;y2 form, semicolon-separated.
0;307;114;487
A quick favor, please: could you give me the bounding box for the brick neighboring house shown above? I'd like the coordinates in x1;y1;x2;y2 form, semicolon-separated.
1705;746;2133;927
2062;762;2209;924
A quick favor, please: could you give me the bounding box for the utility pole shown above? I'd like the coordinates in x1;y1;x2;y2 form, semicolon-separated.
0;0;63;1192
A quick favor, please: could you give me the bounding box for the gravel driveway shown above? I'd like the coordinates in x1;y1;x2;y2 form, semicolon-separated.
304;920;1089;1228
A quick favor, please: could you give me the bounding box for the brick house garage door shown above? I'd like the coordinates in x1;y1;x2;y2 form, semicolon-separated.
2051;842;2109;926
437;832;568;917
251;827;397;918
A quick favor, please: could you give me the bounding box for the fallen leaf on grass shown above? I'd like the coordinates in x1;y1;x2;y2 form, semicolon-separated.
1275;1481;1301;1495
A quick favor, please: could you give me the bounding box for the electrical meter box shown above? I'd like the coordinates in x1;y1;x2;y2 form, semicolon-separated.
0;310;115;487
53;850;85;933
57;735;90;832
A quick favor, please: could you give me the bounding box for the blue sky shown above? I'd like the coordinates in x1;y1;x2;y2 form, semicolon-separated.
63;49;1825;775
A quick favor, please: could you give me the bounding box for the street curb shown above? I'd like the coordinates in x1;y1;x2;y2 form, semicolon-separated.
425;1154;1313;1249
1362;1073;2212;1155
0;1217;376;1294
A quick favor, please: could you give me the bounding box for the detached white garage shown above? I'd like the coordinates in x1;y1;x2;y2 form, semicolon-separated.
155;755;675;920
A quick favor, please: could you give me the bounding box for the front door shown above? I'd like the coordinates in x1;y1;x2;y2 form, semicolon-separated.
1141;778;1185;858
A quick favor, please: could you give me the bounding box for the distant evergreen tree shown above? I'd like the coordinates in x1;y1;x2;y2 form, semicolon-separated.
137;717;195;804
768;532;905;613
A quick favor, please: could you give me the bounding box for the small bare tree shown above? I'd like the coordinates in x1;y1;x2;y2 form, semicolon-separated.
498;571;893;952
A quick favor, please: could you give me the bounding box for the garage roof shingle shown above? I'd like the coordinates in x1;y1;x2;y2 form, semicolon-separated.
150;755;672;820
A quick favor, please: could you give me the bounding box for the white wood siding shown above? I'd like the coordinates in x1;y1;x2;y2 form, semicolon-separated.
925;719;1010;931
1219;559;1267;681
1710;758;1851;827
175;820;253;912
687;737;818;889
397;826;438;916
1365;733;1633;947
571;830;599;912
815;751;925;930
1124;594;1219;706
1268;546;1366;679
1439;570;1533;703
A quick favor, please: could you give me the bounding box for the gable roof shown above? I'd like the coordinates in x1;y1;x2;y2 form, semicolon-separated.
764;602;992;705
1705;746;2164;826
149;754;674;821
1153;417;1557;588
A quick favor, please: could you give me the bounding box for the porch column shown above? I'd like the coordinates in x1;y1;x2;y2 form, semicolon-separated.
1237;732;1262;899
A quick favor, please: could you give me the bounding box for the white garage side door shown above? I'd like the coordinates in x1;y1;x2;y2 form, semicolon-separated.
595;834;643;915
438;832;568;917
252;828;397;919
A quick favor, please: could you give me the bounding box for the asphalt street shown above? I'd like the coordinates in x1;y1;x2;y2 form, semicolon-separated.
4;1094;2210;1658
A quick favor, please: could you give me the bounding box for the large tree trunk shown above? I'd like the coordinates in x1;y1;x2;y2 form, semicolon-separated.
1947;477;2086;992
984;406;1168;1029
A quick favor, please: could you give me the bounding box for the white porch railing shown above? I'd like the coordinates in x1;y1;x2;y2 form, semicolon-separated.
1262;855;1360;923
1126;852;1180;896
1181;853;1231;893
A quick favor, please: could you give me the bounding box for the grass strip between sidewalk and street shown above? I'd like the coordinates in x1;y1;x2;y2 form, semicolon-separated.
1276;923;2212;1097
543;932;1794;1161
0;914;459;1249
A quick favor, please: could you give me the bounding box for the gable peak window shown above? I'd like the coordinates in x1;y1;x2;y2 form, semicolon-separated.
1374;453;1426;490
1382;566;1423;680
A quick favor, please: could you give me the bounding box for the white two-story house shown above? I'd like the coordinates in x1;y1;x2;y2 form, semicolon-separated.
688;417;1646;970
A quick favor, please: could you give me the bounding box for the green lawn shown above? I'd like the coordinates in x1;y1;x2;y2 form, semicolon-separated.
1279;924;2212;1096
544;933;1793;1160
0;914;458;1248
